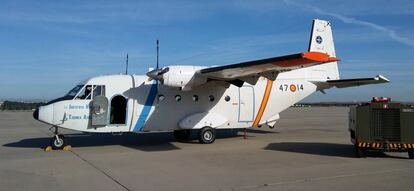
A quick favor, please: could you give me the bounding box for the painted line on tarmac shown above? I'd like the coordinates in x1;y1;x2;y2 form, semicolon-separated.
37;127;130;191
70;150;131;191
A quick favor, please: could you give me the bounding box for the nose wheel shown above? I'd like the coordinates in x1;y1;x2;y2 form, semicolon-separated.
51;134;65;150
48;126;67;150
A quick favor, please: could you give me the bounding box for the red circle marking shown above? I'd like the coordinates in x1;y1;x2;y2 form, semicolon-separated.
290;84;296;92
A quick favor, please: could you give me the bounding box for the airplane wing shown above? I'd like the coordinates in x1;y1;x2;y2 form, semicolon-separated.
313;75;390;90
147;19;389;91
198;51;338;86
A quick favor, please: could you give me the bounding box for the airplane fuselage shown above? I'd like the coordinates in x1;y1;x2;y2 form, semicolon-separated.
35;72;317;133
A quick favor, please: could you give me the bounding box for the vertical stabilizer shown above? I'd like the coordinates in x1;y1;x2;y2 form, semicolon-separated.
307;19;340;80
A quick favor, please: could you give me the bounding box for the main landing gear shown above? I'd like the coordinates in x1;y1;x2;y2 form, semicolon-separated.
198;126;216;144
173;126;216;144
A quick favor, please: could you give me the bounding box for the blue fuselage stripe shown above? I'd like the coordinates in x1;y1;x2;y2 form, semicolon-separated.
133;83;158;132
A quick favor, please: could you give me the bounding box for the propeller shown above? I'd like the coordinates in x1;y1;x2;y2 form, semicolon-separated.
146;67;169;82
146;39;169;84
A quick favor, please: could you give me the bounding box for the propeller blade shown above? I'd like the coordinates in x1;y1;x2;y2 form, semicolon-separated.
146;67;169;81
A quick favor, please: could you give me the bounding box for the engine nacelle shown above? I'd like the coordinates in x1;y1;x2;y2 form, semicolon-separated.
162;65;207;90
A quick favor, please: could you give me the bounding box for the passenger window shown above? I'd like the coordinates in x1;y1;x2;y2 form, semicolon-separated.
209;95;215;102
192;95;199;102
93;85;105;98
76;85;92;100
158;94;165;101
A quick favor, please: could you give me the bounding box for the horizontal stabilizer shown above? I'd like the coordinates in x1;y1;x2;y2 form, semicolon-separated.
314;75;389;89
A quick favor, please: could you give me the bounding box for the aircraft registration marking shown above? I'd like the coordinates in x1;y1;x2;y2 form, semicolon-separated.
279;84;304;92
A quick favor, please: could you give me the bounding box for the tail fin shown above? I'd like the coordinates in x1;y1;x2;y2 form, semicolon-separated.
307;19;340;80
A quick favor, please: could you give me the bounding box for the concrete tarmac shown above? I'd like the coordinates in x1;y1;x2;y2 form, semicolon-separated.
1;107;413;191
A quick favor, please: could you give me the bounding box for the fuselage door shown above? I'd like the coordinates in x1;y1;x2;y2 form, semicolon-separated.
238;86;255;122
91;95;108;126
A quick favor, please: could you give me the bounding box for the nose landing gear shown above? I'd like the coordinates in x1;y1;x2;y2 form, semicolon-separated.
45;126;70;151
51;134;65;150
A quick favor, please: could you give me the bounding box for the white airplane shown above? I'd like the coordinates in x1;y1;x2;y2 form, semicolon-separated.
34;19;389;149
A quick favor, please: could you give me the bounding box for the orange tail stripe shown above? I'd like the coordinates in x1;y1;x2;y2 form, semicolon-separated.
253;80;273;127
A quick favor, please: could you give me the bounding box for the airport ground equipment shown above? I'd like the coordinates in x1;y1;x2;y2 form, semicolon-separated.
349;97;414;159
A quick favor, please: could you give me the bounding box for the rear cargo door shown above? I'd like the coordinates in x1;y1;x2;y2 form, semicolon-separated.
238;86;254;122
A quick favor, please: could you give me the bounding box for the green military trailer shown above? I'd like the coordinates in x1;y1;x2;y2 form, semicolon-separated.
349;97;414;159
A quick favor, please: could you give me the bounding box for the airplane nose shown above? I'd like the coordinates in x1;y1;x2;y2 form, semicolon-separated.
36;105;54;124
33;108;39;120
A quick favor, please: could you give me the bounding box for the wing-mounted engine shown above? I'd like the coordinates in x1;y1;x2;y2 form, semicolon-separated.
147;65;207;90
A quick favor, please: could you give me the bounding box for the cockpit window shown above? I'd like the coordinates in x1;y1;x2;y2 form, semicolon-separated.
93;85;105;98
73;85;105;100
75;85;93;100
66;85;84;98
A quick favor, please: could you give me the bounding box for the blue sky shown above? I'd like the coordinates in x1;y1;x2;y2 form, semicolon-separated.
0;0;413;102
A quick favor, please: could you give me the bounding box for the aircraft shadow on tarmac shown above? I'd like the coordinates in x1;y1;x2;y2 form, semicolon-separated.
264;142;408;159
3;129;276;152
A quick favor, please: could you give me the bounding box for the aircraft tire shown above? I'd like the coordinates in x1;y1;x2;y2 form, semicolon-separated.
174;130;191;141
51;135;65;150
198;127;216;144
408;149;414;159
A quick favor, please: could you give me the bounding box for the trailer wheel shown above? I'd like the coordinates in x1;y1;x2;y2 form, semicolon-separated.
408;149;414;159
198;127;216;144
355;146;366;158
174;130;191;141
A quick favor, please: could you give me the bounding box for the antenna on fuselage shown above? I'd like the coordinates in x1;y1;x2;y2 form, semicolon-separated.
156;39;159;70
146;39;169;83
125;53;129;75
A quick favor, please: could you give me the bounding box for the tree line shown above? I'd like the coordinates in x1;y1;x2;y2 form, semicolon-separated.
0;101;45;110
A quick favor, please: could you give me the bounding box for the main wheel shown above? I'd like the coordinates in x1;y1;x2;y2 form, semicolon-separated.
198;127;216;144
174;130;191;141
408;149;414;159
51;135;65;150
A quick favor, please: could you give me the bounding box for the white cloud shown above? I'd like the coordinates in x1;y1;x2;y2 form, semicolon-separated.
284;0;414;47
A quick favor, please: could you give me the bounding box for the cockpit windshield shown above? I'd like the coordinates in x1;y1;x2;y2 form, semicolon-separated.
46;84;85;105
65;85;84;98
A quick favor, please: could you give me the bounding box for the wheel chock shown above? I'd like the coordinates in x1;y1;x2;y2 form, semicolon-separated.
63;145;72;151
44;146;53;152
